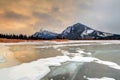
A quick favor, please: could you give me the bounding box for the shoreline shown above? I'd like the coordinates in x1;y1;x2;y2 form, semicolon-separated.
0;38;43;43
0;38;119;43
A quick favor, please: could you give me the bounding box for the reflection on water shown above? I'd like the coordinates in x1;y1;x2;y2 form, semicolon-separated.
10;46;38;63
0;44;62;68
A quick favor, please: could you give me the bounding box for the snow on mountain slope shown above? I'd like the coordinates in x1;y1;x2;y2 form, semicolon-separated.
61;23;115;40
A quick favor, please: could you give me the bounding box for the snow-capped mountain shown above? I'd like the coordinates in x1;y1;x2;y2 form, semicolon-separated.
60;23;117;40
32;23;120;40
33;30;58;40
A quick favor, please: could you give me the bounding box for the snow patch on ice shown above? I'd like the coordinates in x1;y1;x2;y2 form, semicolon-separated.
96;60;120;70
34;40;120;49
77;49;92;56
59;49;92;57
86;77;115;80
35;43;90;49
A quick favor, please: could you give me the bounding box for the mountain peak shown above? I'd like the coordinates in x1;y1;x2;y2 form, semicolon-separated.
39;30;51;34
67;23;91;31
61;23;92;39
73;23;85;26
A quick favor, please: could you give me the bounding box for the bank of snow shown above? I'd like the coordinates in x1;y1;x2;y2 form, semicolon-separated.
0;56;70;80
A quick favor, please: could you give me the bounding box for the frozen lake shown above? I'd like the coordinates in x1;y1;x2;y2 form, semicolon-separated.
0;40;120;80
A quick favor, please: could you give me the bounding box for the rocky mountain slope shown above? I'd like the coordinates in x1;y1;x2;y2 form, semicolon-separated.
33;23;120;40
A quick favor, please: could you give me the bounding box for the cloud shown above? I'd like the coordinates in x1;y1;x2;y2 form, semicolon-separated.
0;0;120;35
0;11;30;22
32;11;63;32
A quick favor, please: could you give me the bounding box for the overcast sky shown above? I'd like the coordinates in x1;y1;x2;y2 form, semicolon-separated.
0;0;120;35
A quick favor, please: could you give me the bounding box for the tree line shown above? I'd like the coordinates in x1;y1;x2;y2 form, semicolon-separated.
0;33;120;40
0;33;42;40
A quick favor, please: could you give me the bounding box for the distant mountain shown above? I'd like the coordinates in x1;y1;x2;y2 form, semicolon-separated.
32;23;120;40
33;30;58;40
60;23;118;40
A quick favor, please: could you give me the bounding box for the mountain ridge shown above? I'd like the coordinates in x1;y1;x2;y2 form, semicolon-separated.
32;23;120;40
33;30;58;40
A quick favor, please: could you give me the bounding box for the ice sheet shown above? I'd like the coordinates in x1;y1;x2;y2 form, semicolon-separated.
0;41;120;80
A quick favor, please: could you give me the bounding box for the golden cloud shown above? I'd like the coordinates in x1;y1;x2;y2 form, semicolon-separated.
0;0;119;34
